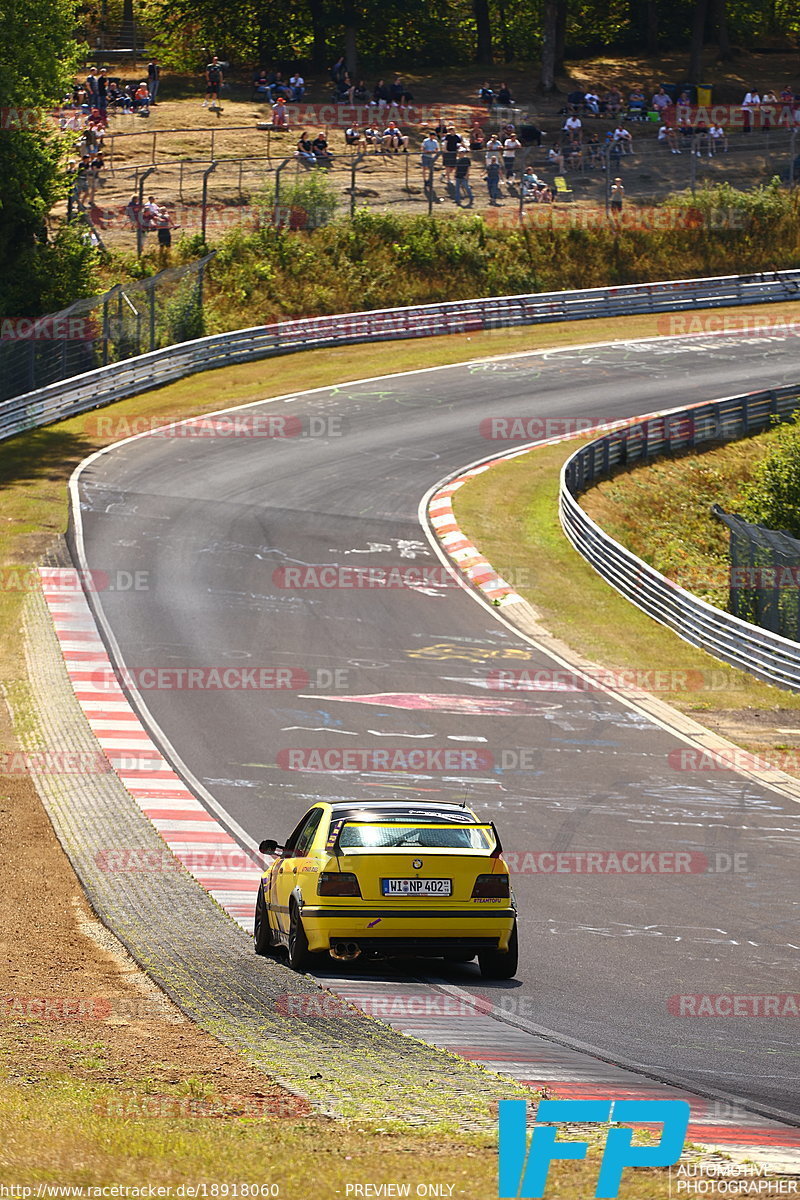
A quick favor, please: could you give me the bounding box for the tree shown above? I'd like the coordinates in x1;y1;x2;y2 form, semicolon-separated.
713;0;732;60
474;0;493;64
0;0;95;320
538;0;564;92
742;413;800;539
688;0;708;82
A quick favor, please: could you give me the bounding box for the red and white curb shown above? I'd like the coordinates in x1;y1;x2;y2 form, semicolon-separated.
428;456;528;606
40;568;264;931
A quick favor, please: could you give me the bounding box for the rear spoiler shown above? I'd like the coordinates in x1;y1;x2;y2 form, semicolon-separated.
327;818;504;856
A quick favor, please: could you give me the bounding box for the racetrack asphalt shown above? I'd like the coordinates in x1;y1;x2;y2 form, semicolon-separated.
71;331;800;1120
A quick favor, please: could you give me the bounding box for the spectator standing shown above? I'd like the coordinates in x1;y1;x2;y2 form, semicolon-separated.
485;155;501;204
502;129;521;180
762;89;777;129
610;176;624;215
442;124;463;184
204;56;223;106
469;120;485;152
97;69;108;114
485;132;502;164
421;129;439;196
742;88;760;132
147;59;160;104
454;149;473;206
272;96;289;128
85;70;99;107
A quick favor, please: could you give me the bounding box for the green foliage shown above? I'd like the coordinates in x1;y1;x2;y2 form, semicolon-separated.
259;170;340;231
185;196;800;335
162;279;206;344
0;0;97;320
741;412;800;537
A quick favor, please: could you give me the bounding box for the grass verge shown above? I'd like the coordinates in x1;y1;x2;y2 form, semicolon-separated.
453;431;800;762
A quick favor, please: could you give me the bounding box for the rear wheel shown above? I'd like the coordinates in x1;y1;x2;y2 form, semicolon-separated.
478;922;518;980
253;888;275;956
287;902;313;972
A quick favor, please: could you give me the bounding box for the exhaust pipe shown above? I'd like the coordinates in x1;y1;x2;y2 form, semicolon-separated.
330;941;361;961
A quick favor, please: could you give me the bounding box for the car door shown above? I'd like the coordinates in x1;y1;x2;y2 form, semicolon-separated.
269;807;325;936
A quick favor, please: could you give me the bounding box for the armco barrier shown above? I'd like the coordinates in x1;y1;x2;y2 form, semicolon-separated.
3;268;800;440
559;385;800;691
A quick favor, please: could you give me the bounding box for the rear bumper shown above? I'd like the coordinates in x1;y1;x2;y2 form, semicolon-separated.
299;904;516;953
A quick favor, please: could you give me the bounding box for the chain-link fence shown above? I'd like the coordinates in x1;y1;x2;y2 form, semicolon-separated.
0;254;213;402
78;123;800;250
713;505;800;640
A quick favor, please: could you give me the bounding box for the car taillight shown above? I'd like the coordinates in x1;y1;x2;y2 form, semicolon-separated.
471;873;509;898
318;872;361;897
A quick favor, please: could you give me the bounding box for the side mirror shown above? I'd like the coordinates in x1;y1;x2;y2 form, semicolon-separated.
259;839;281;854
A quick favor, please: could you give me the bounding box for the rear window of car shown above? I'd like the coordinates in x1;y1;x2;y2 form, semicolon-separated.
338;822;494;850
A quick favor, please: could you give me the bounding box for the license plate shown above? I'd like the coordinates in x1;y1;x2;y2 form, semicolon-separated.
381;878;452;896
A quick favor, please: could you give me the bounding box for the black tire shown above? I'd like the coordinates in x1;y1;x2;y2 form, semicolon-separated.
287;902;313;972
253;888;275;956
478;922;518;980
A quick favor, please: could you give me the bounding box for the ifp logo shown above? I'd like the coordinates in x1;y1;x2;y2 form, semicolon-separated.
498;1098;690;1198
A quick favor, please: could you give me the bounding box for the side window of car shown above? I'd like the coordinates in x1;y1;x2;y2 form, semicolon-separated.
291;808;325;858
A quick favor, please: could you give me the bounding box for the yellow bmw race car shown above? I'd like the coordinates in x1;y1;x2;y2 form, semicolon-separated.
254;799;518;979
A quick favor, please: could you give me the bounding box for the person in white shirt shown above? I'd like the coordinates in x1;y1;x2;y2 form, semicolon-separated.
289;73;304;100
502;131;521;179
708;122;727;154
563;114;582;144
584;91;600;115
485;133;503;165
612;124;633;154
742;89;760;132
658;123;680;152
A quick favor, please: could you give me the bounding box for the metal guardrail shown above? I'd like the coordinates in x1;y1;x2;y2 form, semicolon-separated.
559;384;800;691
5;268;800;437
